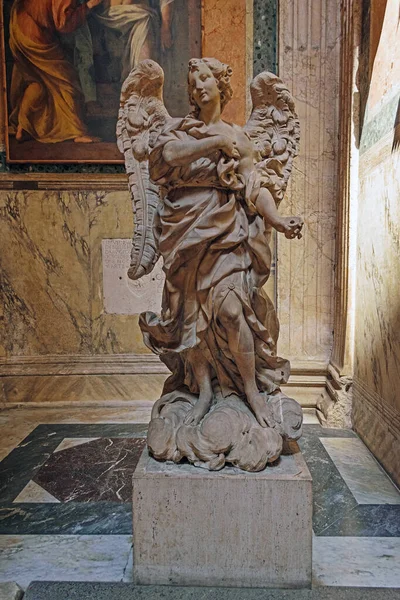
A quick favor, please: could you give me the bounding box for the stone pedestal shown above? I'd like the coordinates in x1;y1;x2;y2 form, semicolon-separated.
132;443;312;588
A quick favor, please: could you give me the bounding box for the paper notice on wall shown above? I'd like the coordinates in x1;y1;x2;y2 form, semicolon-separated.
102;239;164;315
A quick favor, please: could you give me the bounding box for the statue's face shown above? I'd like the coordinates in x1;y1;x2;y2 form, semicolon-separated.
188;63;220;109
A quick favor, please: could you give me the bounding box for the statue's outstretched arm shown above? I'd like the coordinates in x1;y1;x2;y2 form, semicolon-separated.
244;71;302;239
255;188;303;239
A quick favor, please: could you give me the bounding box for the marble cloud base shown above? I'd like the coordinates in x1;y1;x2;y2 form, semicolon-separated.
132;443;313;588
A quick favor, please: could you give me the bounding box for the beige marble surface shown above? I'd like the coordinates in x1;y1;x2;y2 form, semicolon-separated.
0;373;166;406
0;190;152;359
133;448;312;587
352;0;400;486
14;480;61;504
88;191;148;355
0;191;91;357
276;0;340;365
354;133;400;422
202;0;250;125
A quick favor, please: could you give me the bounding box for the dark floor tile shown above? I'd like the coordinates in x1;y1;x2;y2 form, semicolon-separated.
0;502;132;535
299;428;400;537
0;424;147;503
33;438;146;503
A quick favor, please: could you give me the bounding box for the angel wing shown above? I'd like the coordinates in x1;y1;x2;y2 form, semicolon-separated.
117;59;172;281
244;72;300;207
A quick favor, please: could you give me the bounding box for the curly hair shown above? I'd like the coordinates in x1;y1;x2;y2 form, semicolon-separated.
187;58;233;117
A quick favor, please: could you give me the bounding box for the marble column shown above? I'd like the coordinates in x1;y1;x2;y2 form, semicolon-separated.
319;0;362;427
277;0;341;375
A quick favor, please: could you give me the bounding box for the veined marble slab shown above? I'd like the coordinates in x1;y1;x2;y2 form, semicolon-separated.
320;438;400;505
313;536;400;587
0;535;132;590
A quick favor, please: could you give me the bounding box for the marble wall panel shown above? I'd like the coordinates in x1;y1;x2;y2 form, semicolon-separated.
88;190;148;355
353;130;400;484
352;0;400;486
202;0;251;124
277;0;340;364
1;374;167;404
0;191;91;357
0;188;151;362
355;135;400;414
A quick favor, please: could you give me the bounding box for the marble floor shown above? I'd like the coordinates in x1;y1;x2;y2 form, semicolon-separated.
0;406;399;591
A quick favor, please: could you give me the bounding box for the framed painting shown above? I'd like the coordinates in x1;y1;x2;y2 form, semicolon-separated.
1;0;201;163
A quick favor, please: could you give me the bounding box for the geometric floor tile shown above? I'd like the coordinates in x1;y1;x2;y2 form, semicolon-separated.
313;536;400;587
33;438;146;503
0;534;132;590
14;480;60;504
54;438;100;453
1;423;400;538
320;438;400;505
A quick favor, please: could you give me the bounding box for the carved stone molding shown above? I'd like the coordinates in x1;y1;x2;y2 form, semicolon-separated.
317;364;353;429
0;173;129;191
0;353;168;376
0;355;328;407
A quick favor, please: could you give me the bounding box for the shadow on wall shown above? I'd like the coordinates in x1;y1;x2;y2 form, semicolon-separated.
357;0;388;141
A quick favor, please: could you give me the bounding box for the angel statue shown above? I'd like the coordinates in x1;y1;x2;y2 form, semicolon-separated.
117;57;304;472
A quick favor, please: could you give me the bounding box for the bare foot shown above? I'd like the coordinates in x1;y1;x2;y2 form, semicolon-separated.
274;216;303;239
74;136;101;143
184;395;212;426
16;125;30;142
247;393;275;428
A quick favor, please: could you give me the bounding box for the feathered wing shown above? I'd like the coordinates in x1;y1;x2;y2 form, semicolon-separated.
244;72;300;207
117;59;172;280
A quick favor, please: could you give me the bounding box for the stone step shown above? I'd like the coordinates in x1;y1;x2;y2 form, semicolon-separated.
24;582;400;600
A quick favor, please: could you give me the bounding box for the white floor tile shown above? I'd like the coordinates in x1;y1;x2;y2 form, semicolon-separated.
313;536;400;587
0;535;132;590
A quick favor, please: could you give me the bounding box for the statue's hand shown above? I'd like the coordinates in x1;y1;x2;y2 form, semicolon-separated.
275;216;303;239
218;135;240;160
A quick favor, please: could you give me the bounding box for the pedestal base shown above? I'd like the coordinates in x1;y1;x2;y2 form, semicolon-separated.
132;443;312;588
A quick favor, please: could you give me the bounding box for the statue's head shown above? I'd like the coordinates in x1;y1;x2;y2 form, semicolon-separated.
188;58;233;116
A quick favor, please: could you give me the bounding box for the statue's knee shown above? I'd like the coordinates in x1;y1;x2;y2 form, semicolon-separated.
218;295;243;327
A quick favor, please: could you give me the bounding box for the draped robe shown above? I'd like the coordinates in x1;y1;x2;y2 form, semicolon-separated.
140;118;290;399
